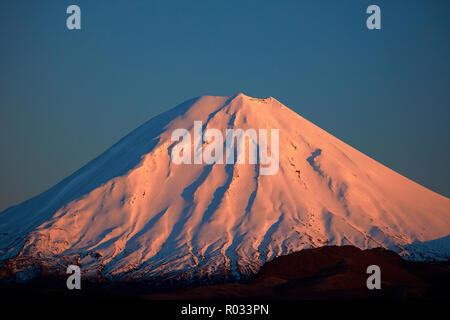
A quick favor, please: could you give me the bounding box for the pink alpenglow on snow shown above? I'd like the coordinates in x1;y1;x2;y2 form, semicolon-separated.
170;120;279;175
0;93;449;282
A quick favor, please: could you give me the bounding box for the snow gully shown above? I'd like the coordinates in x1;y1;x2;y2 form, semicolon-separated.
170;120;279;175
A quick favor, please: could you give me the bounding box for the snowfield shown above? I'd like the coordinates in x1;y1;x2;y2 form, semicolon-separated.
0;93;449;282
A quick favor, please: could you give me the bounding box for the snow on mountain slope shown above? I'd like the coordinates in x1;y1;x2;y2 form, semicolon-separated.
0;93;449;282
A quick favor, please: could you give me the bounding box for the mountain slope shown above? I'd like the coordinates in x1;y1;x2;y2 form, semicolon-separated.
0;94;449;282
146;246;450;299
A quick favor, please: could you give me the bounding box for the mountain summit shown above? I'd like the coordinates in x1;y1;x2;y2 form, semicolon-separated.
0;94;449;282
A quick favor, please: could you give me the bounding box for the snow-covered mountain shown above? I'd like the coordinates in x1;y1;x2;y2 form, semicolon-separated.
0;94;449;282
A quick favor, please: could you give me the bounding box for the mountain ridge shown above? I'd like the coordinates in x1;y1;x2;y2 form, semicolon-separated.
0;94;449;282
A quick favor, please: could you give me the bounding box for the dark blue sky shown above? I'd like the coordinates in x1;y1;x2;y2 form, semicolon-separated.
1;0;449;211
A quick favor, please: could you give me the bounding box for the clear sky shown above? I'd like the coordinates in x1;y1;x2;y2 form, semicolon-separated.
0;0;449;211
